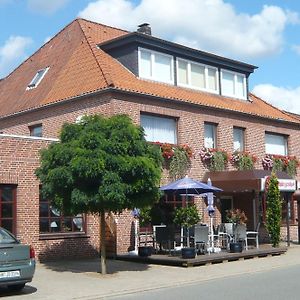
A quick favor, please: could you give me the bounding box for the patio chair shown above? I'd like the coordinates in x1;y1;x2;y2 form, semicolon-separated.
235;224;248;250
194;224;209;254
246;222;260;249
154;225;175;253
223;223;235;248
216;223;230;249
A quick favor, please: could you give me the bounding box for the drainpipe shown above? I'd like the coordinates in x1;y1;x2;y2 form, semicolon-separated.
285;193;290;247
294;190;300;244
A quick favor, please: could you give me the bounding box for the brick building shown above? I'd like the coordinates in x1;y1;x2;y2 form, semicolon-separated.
0;19;299;260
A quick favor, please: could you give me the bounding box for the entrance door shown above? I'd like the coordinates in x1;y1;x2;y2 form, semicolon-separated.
220;196;233;223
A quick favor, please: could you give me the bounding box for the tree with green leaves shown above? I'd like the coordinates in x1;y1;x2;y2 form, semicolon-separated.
265;172;282;247
36;114;162;274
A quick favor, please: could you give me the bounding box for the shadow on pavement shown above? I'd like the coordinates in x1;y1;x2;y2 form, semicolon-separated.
41;258;150;275
0;285;37;297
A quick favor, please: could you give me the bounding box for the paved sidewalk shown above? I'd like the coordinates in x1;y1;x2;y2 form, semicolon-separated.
2;243;300;300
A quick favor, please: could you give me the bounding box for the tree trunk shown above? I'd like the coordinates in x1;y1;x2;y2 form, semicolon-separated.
100;211;107;275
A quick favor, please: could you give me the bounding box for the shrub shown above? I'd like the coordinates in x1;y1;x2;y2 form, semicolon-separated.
265;172;282;247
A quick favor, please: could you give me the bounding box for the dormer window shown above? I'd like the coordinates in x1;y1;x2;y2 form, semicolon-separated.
27;67;49;90
138;48;174;84
29;124;42;137
177;58;218;93
221;69;246;100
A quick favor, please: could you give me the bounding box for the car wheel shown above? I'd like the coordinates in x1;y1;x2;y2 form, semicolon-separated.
7;283;25;292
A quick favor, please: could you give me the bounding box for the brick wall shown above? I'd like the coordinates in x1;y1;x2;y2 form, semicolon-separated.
0;135;102;260
0;91;299;257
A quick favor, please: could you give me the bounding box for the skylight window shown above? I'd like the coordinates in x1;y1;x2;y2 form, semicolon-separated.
27;67;49;90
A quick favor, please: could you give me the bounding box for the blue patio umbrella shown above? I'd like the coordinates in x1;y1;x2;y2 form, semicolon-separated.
160;176;222;195
160;176;222;249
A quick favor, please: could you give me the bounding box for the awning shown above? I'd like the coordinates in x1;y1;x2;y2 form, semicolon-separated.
203;170;295;193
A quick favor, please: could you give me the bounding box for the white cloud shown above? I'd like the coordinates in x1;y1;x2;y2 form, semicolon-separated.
0;35;32;78
78;0;298;60
252;84;300;114
27;0;70;14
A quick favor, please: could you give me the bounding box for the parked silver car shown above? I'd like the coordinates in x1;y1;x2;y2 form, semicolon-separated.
0;227;35;291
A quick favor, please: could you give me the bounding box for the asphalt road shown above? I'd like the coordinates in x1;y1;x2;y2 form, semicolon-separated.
1;245;299;300
111;264;300;300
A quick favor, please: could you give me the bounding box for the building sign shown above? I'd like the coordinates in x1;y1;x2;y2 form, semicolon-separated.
260;177;296;192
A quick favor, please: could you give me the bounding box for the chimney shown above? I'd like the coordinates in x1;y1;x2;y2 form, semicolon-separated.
137;23;151;35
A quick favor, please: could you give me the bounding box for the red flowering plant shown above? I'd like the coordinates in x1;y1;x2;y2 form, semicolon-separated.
152;142;194;179
179;144;194;159
160;143;175;160
230;151;257;170
153;142;194;161
262;154;299;177
199;147;229;171
226;208;247;225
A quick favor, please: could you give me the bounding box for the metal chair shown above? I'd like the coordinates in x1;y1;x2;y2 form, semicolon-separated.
154;225;175;253
223;223;235;248
246;222;260;249
194;225;209;254
216;223;229;249
235;224;248;250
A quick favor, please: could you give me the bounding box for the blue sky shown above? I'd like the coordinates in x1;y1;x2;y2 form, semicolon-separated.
1;0;300;113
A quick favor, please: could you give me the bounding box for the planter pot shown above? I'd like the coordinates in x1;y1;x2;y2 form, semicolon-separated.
181;247;196;259
229;242;243;253
138;246;153;257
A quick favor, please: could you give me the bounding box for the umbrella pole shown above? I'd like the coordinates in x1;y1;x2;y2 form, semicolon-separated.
210;216;214;252
135;219;138;252
180;226;184;248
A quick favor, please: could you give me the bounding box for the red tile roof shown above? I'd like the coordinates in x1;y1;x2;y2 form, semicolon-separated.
0;18;298;124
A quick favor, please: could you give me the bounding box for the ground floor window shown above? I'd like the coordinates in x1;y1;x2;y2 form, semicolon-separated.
282;195;295;225
0;185;16;234
39;191;85;234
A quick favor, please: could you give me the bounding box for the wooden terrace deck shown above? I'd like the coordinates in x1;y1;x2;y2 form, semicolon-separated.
116;245;287;268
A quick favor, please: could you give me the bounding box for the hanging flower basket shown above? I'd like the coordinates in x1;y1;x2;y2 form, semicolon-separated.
199;147;228;171
153;142;193;161
230;151;257;170
262;154;299;177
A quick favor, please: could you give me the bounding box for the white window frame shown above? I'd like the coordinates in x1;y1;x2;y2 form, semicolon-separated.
204;123;217;149
26;67;50;90
265;133;288;156
233;127;245;152
138;47;174;85
176;58;219;94
140;113;177;144
220;69;247;100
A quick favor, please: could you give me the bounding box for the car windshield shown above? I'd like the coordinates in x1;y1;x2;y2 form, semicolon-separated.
0;228;17;244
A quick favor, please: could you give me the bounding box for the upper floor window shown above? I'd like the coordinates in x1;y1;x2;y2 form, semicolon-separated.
29;124;42;137
204;123;217;148
177;58;218;93
27;67;49;90
265;133;288;156
140;114;177;144
233;127;245;151
221;69;246;99
39;190;85;234
138;48;174;84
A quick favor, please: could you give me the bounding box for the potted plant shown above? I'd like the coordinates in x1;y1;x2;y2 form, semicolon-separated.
173;204;200;259
226;208;247;253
